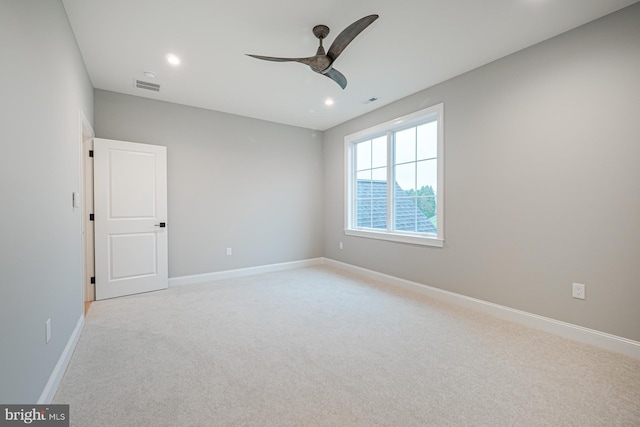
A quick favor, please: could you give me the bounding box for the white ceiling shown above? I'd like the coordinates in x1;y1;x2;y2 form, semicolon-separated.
62;0;637;131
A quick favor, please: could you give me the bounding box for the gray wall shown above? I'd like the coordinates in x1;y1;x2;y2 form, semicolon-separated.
94;90;324;278
0;1;94;402
323;5;640;341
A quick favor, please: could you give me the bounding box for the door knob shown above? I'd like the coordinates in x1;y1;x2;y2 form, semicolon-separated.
154;222;166;228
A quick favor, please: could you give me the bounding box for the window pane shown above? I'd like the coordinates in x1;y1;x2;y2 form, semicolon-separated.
395;197;437;234
371;167;386;182
356;199;372;228
416;159;437;193
416;196;437;222
356;197;387;230
395;128;416;164
416;196;437;234
356;170;371;199
357;169;371;181
356;182;371;199
394;197;417;232
356;140;371;171
371;136;387;169
395;162;416;193
371;197;387;229
417;121;437;160
370;178;386;201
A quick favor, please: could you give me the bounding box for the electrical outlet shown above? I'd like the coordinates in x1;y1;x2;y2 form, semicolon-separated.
339;241;343;250
226;247;232;256
46;318;51;343
572;283;586;300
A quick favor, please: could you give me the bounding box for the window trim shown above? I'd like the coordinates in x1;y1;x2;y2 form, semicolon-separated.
344;103;444;247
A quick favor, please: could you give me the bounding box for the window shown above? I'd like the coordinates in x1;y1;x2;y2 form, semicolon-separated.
345;104;443;247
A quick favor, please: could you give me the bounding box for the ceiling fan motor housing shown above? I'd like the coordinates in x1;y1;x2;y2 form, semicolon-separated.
312;25;330;39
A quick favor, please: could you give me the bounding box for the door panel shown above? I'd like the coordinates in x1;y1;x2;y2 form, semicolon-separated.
108;150;157;218
109;233;157;279
94;138;168;300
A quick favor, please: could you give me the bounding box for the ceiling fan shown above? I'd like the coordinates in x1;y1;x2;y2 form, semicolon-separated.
246;14;379;89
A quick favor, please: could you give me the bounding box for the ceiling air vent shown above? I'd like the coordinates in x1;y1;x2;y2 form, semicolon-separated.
135;79;160;92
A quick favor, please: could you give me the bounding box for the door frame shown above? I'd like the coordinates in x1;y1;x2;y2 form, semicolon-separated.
79;111;95;304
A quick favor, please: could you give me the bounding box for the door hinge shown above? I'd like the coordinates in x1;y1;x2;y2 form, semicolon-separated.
89;213;94;221
90;277;95;284
89;150;94;157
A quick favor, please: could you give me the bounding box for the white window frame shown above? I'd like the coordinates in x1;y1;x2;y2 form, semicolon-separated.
344;103;444;247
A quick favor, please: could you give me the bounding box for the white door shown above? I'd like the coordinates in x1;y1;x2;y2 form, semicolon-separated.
93;138;168;300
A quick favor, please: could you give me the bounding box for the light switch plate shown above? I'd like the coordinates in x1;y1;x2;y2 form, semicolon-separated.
46;318;51;343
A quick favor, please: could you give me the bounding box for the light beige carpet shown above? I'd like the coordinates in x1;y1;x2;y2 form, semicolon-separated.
54;266;640;426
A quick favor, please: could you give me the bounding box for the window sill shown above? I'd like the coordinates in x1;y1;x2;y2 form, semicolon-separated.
344;228;444;247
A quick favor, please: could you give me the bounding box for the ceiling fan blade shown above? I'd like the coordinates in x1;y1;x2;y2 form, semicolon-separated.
246;54;316;67
324;68;347;89
327;14;379;61
246;54;296;62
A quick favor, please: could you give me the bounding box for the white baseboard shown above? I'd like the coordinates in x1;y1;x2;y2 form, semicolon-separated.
38;314;84;404
322;258;640;360
169;258;325;287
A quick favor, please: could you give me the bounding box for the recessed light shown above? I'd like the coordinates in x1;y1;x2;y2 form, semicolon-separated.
166;54;180;65
325;98;334;106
